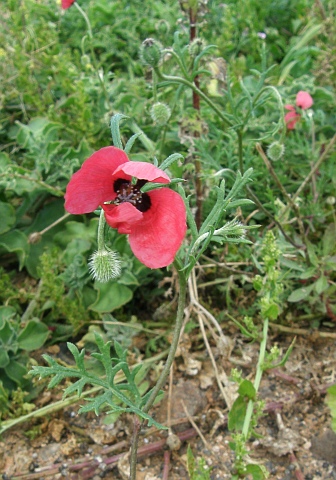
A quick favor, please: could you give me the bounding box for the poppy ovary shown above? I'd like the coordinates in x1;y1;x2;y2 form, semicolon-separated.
113;178;151;213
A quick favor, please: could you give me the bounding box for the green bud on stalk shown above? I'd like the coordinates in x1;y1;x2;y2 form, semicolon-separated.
267;141;285;161
150;102;171;125
139;38;163;67
88;248;121;283
188;38;206;57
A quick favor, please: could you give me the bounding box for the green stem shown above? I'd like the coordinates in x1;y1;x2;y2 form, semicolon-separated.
97;209;106;251
143;260;187;413
129;259;187;480
242;318;269;439
74;2;110;105
237;129;244;174
154;69;233;127
74;1;93;38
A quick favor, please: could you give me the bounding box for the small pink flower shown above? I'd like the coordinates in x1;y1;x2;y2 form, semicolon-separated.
284;91;313;130
62;0;76;9
296;91;313;109
65;147;187;269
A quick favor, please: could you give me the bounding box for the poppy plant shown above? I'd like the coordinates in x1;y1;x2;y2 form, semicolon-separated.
65;147;187;269
61;0;76;9
284;91;313;130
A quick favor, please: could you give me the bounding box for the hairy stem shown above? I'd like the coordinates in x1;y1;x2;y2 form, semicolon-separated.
129;259;187;479
189;6;203;229
242;318;269;439
256;143;310;260
154;69;233;127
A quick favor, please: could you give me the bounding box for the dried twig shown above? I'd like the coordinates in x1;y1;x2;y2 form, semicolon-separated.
269;322;336;339
181;399;209;449
10;429;197;480
162;450;171;480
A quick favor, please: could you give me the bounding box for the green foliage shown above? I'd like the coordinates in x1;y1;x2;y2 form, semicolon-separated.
0;0;335;444
253;231;284;321
187;445;212;480
326;385;336;433
30;333;166;429
0;303;49;411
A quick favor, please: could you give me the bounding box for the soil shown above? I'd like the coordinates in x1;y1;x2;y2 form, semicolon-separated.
1;326;335;480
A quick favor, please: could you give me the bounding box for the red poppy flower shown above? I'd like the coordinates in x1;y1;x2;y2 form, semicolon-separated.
64;147;187;269
62;0;76;9
284;90;313;130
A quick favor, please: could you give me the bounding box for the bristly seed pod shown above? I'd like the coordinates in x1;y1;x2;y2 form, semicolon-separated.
188;38;206;57
139;38;163;68
88;248;122;283
150;102;171;125
267;141;285;161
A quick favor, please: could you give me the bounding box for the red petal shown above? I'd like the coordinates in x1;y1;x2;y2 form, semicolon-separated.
128;188;187;268
285;110;300;130
64;147;129;214
62;0;75;9
113;162;171;184
103;203;143;234
284;104;295;111
296;91;313;110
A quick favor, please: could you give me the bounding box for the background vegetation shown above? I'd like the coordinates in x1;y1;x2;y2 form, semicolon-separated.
0;0;335;432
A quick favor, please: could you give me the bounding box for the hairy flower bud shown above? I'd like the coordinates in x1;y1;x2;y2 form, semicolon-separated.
139;38;163;67
88;248;121;283
267;141;285;161
150;102;171;125
188;38;206;57
28;232;42;244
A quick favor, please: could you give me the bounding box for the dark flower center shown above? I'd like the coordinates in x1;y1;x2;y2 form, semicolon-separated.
113;178;151;213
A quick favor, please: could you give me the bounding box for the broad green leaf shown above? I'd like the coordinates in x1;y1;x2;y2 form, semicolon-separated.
0;152;11;171
238;379;256;400
326;385;336;433
0;202;15;235
280;257;304;272
90;282;133;313
17;320;49;351
0;306;17;329
0;230;29;269
314;275;329;295
4;359;28;385
306;241;319;268
245;464;267;480
0;322;17;351
323;223;336;257
299;267;317;280
0;350;10;369
228;395;247;432
287;284;314;302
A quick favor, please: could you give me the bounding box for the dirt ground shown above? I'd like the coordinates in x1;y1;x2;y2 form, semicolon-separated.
1;327;336;480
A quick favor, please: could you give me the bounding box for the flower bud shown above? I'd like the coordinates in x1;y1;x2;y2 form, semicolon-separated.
188;38;206;57
28;232;42;244
139;38;163;67
326;196;335;206
267;141;285;161
150;102;171;125
88;248;121;283
81;54;93;71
